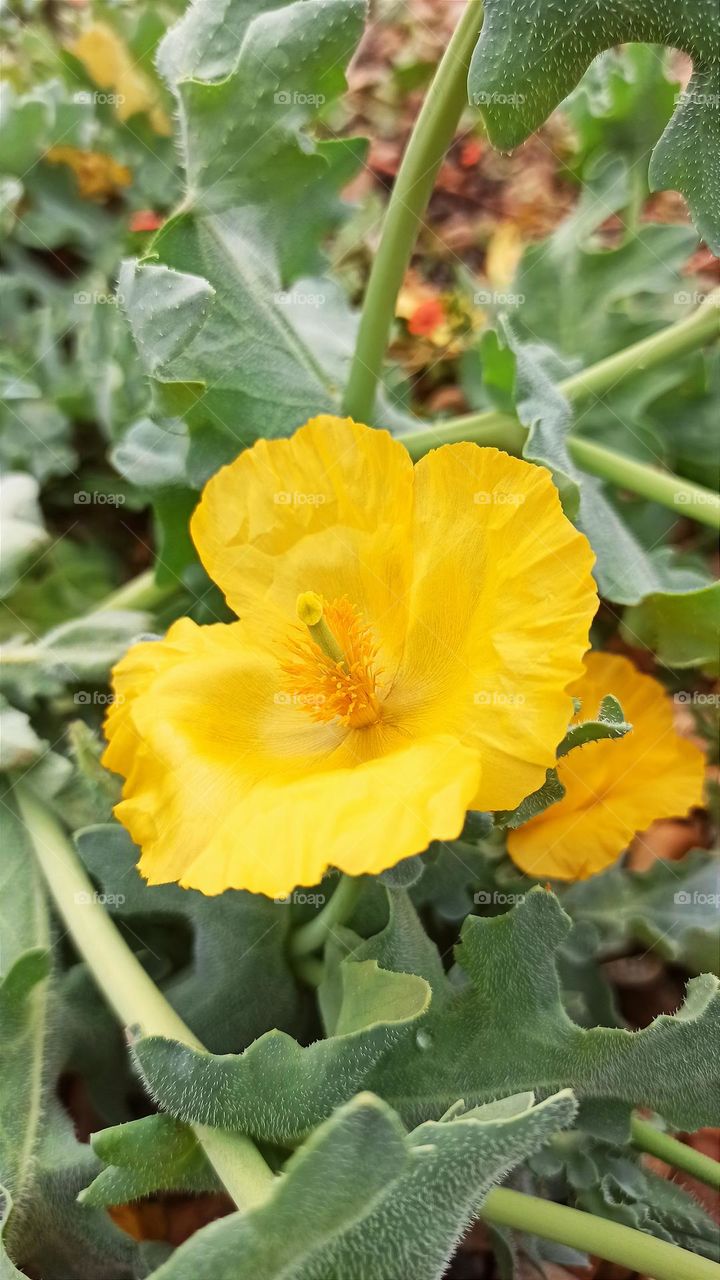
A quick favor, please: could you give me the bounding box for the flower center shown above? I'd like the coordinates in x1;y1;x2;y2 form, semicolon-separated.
281;593;383;729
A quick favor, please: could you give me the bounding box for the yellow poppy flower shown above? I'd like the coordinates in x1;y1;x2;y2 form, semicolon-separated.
507;651;706;881
104;416;597;897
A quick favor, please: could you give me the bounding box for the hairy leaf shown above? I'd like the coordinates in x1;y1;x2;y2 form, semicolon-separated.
80;1114;219;1208
133;958;429;1144
366;890;720;1137
121;0;376;487
469;0;720;250
142;1091;576;1280
563;849;720;976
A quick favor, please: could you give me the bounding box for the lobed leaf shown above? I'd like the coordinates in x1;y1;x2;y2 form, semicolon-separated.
133;958;430;1144
468;0;720;250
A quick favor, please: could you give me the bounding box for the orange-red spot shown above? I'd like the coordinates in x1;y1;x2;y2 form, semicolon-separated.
460;138;484;167
407;297;446;336
130;209;164;232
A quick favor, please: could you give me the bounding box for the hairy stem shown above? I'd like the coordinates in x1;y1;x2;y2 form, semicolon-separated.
481;1187;720;1280
15;784;275;1212
631;1116;720;1191
343;0;484;421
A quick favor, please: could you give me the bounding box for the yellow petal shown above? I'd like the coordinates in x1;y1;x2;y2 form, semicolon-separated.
45;146;131;200
104;618;480;897
507;652;706;879
384;445;598;810
110;420;600;896
71;23;171;134
191;416;415;679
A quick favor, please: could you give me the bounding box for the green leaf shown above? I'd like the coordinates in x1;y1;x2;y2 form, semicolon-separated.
133;958;430;1144
0;698;47;773
141;1091;576;1280
80;1114;219;1208
565;45;678;179
0;790;136;1279
0;787;51;1216
535;1133;720;1260
0;611;152;692
321;885;450;1021
365;889;720;1138
0;472;48;598
510;156;698;364
143;1094;410;1280
622;575;720;668
500;326;720;657
75;823;306;1053
121;0;375;483
495;695;632;829
556;694;631;756
495;769;566;830
468;0;720;250
562;850;720;976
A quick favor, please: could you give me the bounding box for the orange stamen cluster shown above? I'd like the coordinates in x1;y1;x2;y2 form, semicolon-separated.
281;596;383;729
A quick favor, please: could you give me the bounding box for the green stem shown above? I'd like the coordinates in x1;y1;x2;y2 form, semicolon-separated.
569;437;720;529
14;788;720;1276
399;291;720;529
15;784;275;1212
290;874;363;958
481;1188;720;1280
293;954;326;988
631;1117;720;1191
96;568;179;613
343;0;484;421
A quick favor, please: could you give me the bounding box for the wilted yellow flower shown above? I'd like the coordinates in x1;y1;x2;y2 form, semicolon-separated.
104;416;597;897
45;146;131;200
71;23;171;134
507;651;706;881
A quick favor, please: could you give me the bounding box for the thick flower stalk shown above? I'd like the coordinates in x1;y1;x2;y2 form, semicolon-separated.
104;416;597;897
508;652;706;879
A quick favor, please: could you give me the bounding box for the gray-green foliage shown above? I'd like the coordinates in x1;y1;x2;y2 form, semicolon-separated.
113;1091;576;1280
76;823;307;1052
133;957;429;1144
133;891;720;1146
469;0;720;250
121;0;371;487
0;792;138;1279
